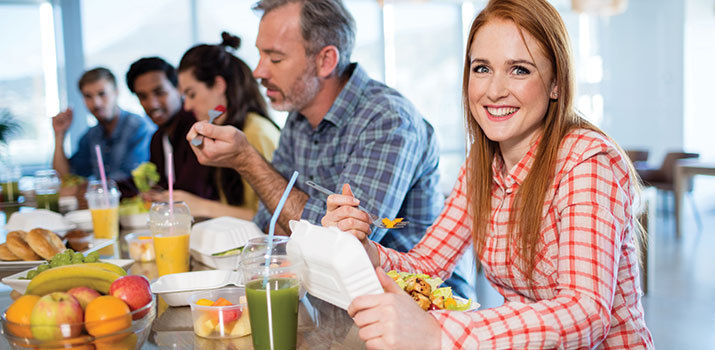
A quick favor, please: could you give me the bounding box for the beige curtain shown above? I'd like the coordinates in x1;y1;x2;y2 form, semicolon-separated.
572;0;627;15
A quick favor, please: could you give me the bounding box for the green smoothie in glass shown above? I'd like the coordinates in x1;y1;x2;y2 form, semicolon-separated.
245;277;300;350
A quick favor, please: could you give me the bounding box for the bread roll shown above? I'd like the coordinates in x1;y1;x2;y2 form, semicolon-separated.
26;228;66;260
5;231;42;260
0;243;21;261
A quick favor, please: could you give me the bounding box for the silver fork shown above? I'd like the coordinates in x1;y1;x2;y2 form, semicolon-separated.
305;180;408;229
191;105;225;146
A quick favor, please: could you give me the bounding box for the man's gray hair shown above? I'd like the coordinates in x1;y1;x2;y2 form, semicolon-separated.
253;0;356;77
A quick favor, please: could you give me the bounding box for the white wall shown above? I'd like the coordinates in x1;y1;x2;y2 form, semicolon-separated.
684;0;715;162
598;0;685;166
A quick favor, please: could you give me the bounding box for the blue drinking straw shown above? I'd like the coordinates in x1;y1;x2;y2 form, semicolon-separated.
264;170;299;287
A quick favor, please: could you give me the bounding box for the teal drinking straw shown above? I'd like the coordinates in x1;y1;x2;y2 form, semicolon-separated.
264;171;299;287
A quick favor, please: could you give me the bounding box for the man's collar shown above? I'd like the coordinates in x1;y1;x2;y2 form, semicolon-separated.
320;63;367;128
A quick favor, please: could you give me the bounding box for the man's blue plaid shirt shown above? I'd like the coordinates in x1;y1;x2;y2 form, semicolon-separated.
254;63;443;252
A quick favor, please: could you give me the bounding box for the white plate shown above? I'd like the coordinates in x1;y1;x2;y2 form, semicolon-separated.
150;270;242;307
287;220;383;310
1;258;134;294
455;296;480;311
0;238;115;271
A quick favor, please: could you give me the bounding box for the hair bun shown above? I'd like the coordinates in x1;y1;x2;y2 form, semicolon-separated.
220;32;241;51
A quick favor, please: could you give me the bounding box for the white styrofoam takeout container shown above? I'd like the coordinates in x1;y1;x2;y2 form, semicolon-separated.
189;216;265;269
287;220;383;310
150;270;242;307
6;209;76;233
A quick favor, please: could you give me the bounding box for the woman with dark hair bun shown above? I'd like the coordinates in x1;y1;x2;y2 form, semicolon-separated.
147;32;280;219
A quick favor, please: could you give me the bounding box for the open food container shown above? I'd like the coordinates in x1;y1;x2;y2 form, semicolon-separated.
150;270;242;307
287;220;383;310
189;217;265;269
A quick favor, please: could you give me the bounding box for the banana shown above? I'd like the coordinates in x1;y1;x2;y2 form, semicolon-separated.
82;262;128;276
26;265;122;295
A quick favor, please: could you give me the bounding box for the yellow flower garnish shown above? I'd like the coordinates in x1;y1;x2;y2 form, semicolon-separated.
381;217;403;228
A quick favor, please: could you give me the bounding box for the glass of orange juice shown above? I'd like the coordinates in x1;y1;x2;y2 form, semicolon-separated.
85;180;120;239
149;201;192;276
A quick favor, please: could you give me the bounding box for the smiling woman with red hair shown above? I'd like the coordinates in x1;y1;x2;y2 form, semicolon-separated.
321;0;654;348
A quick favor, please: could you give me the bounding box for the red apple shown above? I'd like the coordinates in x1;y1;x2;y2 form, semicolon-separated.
30;292;83;341
109;275;152;320
67;286;101;310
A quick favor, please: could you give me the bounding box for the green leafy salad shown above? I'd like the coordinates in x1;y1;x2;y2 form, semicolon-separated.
131;162;160;193
387;270;472;311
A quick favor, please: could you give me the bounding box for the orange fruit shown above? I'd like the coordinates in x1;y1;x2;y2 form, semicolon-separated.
6;294;40;338
84;296;131;339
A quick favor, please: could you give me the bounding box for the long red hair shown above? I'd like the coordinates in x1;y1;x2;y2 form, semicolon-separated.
463;0;642;288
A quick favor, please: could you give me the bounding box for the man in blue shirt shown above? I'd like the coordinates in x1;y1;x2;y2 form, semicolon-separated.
187;0;473;298
52;67;155;186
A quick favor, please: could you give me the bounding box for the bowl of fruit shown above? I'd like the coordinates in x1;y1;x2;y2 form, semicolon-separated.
1;269;155;349
188;287;251;339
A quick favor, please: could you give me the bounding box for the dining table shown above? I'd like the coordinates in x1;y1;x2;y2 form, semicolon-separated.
0;208;367;349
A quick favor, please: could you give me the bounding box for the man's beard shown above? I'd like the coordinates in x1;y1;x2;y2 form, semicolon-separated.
265;62;321;112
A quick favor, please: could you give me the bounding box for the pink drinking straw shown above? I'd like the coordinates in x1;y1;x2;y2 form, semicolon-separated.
167;152;175;235
94;145;109;206
167;151;174;216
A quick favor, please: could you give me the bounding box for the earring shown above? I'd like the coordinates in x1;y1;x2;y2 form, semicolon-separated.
550;91;559;99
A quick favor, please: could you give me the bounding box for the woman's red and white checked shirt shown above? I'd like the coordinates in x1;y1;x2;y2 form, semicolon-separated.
374;130;654;349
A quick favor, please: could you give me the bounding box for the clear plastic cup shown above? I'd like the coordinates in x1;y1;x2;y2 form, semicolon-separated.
188;287;249;339
34;169;60;212
1;163;21;202
239;236;289;265
85;179;120;239
149;201;192;276
240;254;301;350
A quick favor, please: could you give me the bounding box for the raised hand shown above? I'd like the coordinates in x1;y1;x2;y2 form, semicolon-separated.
348;268;442;350
52;108;73;138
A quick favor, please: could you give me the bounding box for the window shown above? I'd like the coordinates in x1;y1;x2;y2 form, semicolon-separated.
387;2;465;194
0;2;58;168
81;0;193;117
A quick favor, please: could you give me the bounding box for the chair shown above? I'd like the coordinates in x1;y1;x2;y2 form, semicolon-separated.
624;149;649;169
637;151;702;232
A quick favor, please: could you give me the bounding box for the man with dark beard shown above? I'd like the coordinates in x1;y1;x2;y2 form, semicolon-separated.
187;0;474;298
53;67;155;186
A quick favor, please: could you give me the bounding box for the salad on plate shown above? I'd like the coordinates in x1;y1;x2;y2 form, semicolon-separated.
388;270;474;311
